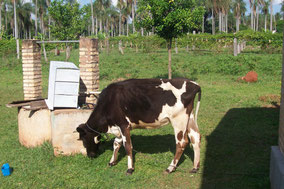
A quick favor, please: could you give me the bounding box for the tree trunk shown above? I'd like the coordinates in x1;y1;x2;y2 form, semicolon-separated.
236;16;239;32
0;3;2;36
256;5;259;31
119;12;122;36
13;0;19;59
212;9;215;35
132;2;135;33
48;15;51;39
175;39;178;54
100;19;102;33
127;20;129;36
35;0;38;36
90;0;95;35
219;11;222;32
251;6;253;30
265;14;267;32
202;16;204;33
95;17;98;35
225;14;228;33
270;0;273;31
168;38;172;79
5;5;7;31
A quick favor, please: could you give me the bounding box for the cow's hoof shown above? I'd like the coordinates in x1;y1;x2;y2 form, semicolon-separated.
190;168;199;173
126;169;134;175
108;162;117;167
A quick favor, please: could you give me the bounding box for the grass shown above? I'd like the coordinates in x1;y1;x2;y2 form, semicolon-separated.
0;47;281;188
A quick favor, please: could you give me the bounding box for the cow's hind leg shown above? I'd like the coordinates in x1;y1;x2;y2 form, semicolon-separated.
109;137;123;167
166;114;189;173
187;116;201;173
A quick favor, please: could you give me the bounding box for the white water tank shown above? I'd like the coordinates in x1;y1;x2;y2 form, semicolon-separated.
45;61;80;110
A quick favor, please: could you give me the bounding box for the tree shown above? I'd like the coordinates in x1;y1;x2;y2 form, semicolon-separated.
48;0;82;40
136;0;204;79
117;0;126;36
233;0;246;32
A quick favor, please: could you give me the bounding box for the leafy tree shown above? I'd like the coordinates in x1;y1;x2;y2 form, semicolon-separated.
48;0;82;40
136;0;205;79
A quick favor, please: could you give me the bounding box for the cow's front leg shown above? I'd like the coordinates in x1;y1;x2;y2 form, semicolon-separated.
165;129;189;174
121;126;134;175
109;137;123;167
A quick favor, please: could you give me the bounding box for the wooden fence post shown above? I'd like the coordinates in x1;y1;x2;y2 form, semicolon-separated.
233;38;238;56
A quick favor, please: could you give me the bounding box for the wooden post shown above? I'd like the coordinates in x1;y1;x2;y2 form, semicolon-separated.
234;38;238;56
22;40;42;100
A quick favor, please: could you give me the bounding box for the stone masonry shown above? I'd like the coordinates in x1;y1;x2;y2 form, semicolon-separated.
79;38;99;105
22;40;42;100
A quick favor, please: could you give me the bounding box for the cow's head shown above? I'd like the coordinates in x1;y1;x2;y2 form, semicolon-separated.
76;123;101;158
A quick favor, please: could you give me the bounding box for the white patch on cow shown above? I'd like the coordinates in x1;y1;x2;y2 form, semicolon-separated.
158;81;187;100
157;81;187;120
125;116;169;129
107;126;121;138
190;80;199;86
167;160;176;172
94;136;100;144
190;113;194;119
188;128;200;169
188;128;200;144
128;155;133;169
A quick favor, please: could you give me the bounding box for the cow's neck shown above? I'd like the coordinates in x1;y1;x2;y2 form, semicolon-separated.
86;109;108;133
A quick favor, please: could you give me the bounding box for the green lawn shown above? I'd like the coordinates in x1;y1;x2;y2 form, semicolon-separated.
0;47;281;188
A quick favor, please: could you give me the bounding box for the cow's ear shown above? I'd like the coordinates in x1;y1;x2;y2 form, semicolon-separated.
76;124;86;139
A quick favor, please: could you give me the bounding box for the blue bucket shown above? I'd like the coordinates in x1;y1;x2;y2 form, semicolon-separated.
1;163;11;176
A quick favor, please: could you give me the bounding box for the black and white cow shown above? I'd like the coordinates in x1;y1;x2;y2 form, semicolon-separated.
76;78;201;175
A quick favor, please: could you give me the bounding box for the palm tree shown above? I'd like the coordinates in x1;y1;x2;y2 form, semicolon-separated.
38;0;47;36
233;0;246;32
262;0;269;32
117;0;126;36
109;5;119;36
205;0;215;34
17;0;32;38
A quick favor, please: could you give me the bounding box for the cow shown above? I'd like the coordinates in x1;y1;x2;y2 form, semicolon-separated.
76;78;201;175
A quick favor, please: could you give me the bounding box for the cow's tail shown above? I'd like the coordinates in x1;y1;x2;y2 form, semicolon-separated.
194;87;201;125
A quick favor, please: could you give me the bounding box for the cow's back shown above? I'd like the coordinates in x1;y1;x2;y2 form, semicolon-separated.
95;79;200;126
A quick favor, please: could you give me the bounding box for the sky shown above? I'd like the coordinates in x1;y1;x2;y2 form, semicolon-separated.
25;0;283;14
77;0;282;14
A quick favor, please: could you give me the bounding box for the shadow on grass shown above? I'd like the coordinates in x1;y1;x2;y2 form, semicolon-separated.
201;107;279;189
